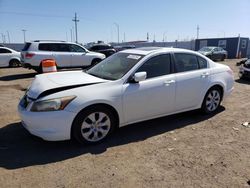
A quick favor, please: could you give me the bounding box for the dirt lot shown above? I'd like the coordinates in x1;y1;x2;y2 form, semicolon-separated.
0;59;249;188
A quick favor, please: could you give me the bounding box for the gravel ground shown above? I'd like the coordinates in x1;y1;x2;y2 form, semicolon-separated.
0;59;250;188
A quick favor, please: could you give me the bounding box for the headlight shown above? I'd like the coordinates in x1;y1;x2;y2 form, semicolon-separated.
30;96;76;112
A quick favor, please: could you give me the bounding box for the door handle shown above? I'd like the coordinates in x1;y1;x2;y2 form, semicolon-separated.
164;80;175;86
201;72;209;78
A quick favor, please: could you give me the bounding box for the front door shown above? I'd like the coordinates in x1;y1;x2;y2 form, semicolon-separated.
122;54;176;124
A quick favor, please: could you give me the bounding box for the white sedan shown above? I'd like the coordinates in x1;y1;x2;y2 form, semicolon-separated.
0;47;21;67
18;47;234;144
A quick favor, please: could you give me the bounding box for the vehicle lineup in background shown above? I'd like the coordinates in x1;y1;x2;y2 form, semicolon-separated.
88;43;116;57
21;40;106;73
0;47;21;67
238;58;250;80
198;46;228;61
18;47;234;144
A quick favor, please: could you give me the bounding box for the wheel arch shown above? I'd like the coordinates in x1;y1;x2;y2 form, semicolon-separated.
70;103;120;139
9;57;20;63
206;84;224;101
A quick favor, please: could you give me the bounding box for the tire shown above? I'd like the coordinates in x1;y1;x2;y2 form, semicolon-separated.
91;59;102;66
34;65;43;74
72;105;117;144
201;87;222;114
221;55;226;61
9;59;20;67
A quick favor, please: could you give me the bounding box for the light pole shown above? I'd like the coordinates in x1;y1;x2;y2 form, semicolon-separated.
114;22;119;44
22;29;26;43
163;31;167;42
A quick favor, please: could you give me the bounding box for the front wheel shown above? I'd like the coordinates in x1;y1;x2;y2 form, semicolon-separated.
91;59;102;67
72;106;116;144
201;87;222;114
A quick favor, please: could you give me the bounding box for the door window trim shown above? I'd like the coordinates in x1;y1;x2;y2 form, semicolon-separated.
126;53;174;83
172;52;208;73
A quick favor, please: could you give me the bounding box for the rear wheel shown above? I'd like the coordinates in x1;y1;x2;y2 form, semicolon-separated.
72;105;116;144
9;59;20;67
201;87;222;114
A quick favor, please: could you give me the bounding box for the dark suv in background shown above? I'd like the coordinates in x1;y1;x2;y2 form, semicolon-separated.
88;44;116;57
198;46;228;61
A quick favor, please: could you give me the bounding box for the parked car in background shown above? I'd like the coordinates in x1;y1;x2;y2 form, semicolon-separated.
88;43;116;57
21;40;106;73
18;47;234;144
239;58;250;80
114;45;136;52
0;47;21;67
198;46;227;61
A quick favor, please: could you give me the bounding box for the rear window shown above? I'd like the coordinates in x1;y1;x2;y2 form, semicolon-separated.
22;43;31;51
38;43;70;52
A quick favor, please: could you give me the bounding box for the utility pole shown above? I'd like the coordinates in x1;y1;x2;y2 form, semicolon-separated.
147;32;149;41
1;33;6;43
114;23;119;44
6;31;10;43
72;13;79;43
70;29;73;42
22;29;26;42
123;32;126;43
196;25;200;39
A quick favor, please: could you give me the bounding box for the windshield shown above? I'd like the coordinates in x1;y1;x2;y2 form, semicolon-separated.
86;52;144;80
199;47;214;52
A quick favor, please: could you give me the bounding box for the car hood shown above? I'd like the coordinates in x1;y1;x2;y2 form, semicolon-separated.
27;71;107;99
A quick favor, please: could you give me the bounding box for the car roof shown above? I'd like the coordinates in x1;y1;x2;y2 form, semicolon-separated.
121;47;198;55
29;40;80;45
0;46;14;51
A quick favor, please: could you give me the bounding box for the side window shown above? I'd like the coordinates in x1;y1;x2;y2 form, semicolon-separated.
56;44;70;52
69;44;86;52
0;49;11;53
39;43;58;51
136;54;171;79
197;56;207;69
174;53;199;72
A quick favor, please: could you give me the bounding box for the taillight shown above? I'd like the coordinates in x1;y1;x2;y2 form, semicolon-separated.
25;53;35;59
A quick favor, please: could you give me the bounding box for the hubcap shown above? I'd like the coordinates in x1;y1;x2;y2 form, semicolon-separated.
81;112;111;142
206;90;220;112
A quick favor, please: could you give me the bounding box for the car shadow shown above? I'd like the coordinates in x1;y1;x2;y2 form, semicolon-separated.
0;72;37;81
235;78;250;85
0;107;225;170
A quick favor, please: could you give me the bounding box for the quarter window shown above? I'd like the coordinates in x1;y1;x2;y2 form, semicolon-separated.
174;53;199;72
197;56;207;69
136;54;171;79
69;44;86;52
0;48;11;53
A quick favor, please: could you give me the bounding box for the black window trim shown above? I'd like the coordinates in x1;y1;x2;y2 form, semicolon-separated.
127;53;174;83
172;52;208;73
0;48;12;53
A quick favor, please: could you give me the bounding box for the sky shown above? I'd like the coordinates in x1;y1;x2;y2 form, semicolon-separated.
0;0;250;44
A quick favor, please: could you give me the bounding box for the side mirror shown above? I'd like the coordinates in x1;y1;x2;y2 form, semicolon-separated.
133;72;147;83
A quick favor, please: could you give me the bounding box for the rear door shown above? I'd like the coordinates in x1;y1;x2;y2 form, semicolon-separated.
51;44;72;67
173;53;210;111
